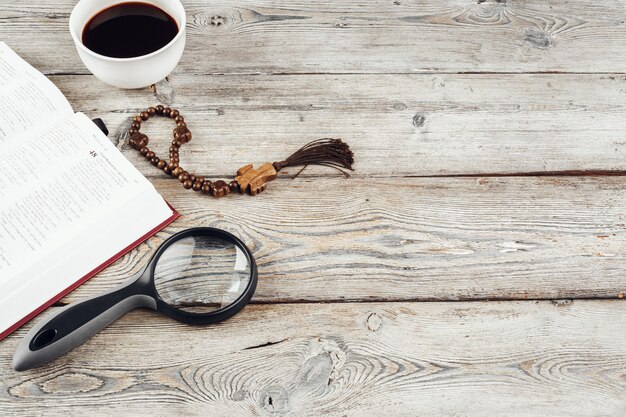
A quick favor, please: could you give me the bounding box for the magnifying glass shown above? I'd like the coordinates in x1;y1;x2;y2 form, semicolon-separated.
12;227;257;372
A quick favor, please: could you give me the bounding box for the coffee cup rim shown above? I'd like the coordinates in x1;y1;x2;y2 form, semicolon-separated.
69;0;187;63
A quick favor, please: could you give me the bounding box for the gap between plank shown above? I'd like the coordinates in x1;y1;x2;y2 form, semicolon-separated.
143;170;626;180
46;71;626;77
52;295;625;307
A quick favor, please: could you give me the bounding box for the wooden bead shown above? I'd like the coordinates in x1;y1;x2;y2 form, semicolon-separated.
131;122;141;130
176;122;186;129
189;174;196;182
155;105;164;114
168;162;178;170
170;109;179;118
129;128;138;135
195;176;205;184
163;166;171;175
192;180;202;191
146;151;155;159
157;160;166;169
212;180;230;197
133;116;142;123
229;180;240;193
182;179;193;189
172;167;183;177
201;180;212;194
163;107;171;117
173;127;188;141
147;107;156;116
175;115;184;123
178;172;189;182
129;133;148;150
183;131;192;142
139;147;149;156
150;157;159;166
140;111;150;120
172;140;181;148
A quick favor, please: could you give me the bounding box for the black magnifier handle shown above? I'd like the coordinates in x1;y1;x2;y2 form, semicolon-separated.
12;268;155;372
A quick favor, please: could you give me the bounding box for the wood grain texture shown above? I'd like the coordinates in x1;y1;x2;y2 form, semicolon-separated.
2;0;626;74
46;73;626;177
2;1;626;415
1;300;625;416
52;176;626;304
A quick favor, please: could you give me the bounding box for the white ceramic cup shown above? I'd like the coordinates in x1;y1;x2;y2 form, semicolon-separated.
69;0;186;89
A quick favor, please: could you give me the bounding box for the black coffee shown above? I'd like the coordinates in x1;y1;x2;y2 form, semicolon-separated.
82;2;178;58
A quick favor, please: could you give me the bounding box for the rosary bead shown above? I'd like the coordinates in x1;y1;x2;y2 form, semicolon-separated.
167;161;178;170
170;109;180;118
201;180;212;193
131;122;141;130
172;167;183;177
183;131;192;142
150;156;159;166
170;156;180;164
157;160;167;169
133;115;142;123
129;128;138;135
189;174;196;182
173;127;188;141
146;151;155;159
229;180;240;193
155;104;164;114
174;115;184;123
176;121;186;129
212;180;230;197
195;176;205;184
172;140;182;148
192;180;202;191
163;166;171;175
147;107;156;116
163;107;171;117
182;179;193;189
178;172;189;182
139;147;149;156
140;111;150;120
129;133;148;150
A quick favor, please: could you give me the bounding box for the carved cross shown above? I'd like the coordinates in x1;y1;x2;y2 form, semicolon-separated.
235;163;277;196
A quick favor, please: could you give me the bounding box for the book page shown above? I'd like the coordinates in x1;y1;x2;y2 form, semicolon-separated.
0;112;175;334
0;112;168;287
0;42;73;148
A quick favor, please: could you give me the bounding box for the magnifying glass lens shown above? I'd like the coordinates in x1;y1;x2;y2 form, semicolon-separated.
154;235;251;313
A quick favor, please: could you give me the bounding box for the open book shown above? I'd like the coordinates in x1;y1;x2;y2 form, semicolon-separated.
0;43;178;340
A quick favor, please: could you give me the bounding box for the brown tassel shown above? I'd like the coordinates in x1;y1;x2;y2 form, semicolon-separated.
273;138;354;178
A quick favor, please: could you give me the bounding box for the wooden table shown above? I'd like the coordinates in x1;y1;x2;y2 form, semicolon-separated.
2;1;626;415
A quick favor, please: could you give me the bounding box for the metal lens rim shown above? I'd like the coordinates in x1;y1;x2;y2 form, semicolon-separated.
148;227;257;323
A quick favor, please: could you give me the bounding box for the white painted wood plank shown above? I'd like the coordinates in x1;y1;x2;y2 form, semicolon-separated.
51;176;626;304
1;300;624;416
46;73;626;177
1;0;626;74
